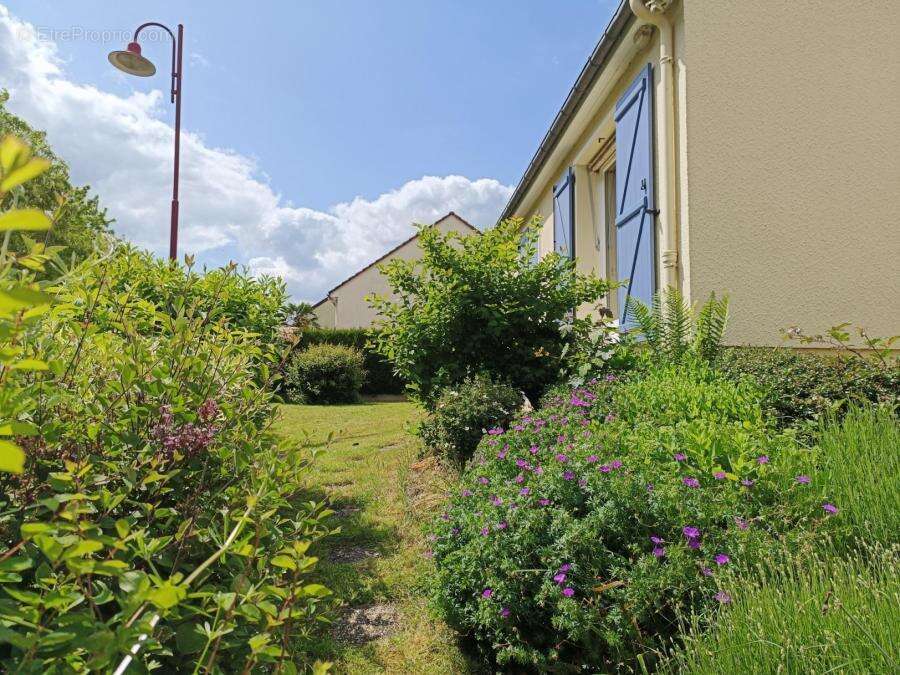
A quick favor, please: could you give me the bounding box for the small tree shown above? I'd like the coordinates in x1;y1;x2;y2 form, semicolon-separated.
369;217;610;406
284;301;319;329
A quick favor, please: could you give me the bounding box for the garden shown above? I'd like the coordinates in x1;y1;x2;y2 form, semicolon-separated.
1;104;898;674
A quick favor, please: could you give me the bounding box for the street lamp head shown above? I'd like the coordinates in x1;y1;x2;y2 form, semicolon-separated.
108;42;156;77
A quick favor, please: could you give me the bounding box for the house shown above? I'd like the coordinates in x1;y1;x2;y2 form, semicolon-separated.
502;0;900;345
312;212;479;329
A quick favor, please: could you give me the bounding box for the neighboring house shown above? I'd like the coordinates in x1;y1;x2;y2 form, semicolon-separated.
502;0;900;345
313;212;479;329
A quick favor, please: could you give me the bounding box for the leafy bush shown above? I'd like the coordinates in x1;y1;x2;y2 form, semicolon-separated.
427;363;828;670
664;549;899;674
370;218;610;407
718;346;899;427
0;137;334;672
284;343;366;404
630;288;729;363
292;327;405;395
102;244;288;346
418;374;522;465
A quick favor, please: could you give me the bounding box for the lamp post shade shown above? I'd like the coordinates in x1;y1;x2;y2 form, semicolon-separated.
108;42;156;77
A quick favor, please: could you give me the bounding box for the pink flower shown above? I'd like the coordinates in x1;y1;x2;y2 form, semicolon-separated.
553;572;566;584
599;465;611;473
490;495;502;506
795;475;811;484
611;459;622;469
674;453;686;462
714;471;726;480
482;588;493;598
652;546;666;558
563;470;576;481
461;489;473;497
555;453;568;463
586;454;599;464
823;503;838;515
714;553;730;566
714;590;732;604
734;517;749;530
478;476;489;485
562;587;575;597
757;455;769;464
519;487;531;496
683;477;700;488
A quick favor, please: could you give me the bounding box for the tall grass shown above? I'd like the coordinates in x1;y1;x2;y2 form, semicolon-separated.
814;405;899;550
664;549;899;674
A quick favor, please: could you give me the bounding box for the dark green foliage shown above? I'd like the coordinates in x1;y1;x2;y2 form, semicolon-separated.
291;327;405;395
418;373;522;465
1;91;111;262
284;343;366;404
428;363;826;669
718;346;899;426
370;218;611;407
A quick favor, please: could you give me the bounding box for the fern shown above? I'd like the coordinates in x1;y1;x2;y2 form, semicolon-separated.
694;293;729;362
628;288;729;364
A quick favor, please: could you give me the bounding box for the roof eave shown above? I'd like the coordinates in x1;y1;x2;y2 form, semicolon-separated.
499;1;635;222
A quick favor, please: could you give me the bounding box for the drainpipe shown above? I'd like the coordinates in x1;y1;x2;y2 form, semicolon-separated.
629;0;678;291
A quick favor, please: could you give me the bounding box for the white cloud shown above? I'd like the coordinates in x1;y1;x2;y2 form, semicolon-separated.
0;5;514;301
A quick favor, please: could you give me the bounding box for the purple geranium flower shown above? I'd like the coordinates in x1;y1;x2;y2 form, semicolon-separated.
586;454;599;464
714;590;732;604
674;453;686;462
497;449;507;459
480;527;489;536
490;495;502;506
650;535;664;545
683;477;700;488
683;526;700;539
741;479;755;488
516;458;528;468
555;453;568;463
701;566;713;577
520;487;531;496
563;470;576;481
562;587;575;597
599;464;611;473
560;563;571;572
539;498;551;506
652;546;666;558
714;553;730;566
553;572;566;584
757;455;769;464
496;521;508;530
488;427;504;436
530;445;539;455
734;517;749;530
795;475;811;484
461;489;473;497
478;476;489;485
500;607;510;618
611;459;623;469
482;588;493;598
823;503;838;515
515;473;525;484
714;471;726;480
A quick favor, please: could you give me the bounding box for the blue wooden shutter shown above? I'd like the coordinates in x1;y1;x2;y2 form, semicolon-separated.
553;168;575;259
614;63;655;327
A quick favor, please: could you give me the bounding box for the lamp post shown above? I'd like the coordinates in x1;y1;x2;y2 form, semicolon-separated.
108;22;184;261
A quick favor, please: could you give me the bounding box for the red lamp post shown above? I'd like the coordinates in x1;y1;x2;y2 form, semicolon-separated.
108;23;184;261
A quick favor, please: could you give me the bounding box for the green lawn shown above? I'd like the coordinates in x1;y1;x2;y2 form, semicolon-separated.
275;402;478;674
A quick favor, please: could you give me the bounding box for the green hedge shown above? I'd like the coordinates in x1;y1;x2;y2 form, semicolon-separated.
293;328;405;395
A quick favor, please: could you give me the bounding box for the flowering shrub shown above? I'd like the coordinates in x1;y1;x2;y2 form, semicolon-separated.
418;373;522;465
427;363;831;669
0;139;335;672
283;343;366;404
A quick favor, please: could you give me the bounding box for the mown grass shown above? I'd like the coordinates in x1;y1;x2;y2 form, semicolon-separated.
664;550;899;674
274;401;478;674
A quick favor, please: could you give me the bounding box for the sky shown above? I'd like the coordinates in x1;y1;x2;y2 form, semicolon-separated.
0;0;619;301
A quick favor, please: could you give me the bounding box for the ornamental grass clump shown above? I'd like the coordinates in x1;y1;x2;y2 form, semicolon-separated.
428;362;833;670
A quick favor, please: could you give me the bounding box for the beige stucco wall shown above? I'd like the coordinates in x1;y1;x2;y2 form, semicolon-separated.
312;214;477;329
681;1;900;345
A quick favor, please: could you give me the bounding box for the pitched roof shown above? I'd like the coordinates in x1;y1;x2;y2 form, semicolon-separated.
313;212;480;307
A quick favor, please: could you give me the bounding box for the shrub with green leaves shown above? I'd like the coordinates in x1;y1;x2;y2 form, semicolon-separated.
0;135;335;672
718;346;898;427
291;327;405;395
428;363;829;670
370;218;610;407
418;373;522;465
284;343;366;404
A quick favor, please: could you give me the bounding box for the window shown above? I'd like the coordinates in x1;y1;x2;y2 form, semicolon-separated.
553;168;575;259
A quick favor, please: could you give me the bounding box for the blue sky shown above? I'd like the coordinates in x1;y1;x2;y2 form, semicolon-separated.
0;1;619;299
